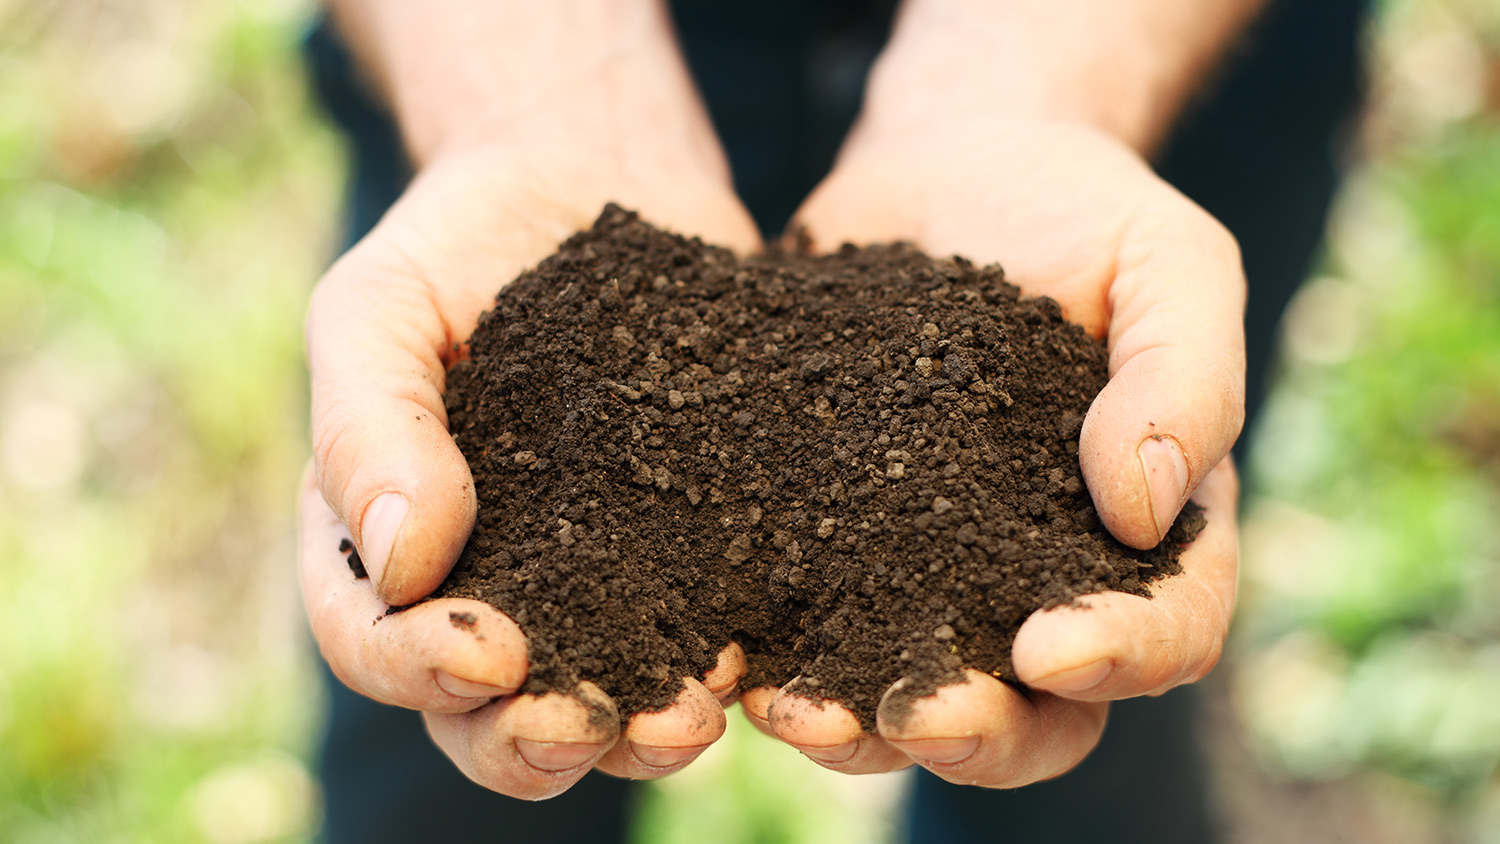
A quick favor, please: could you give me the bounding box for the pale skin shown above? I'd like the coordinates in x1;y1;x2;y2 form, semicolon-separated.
303;0;1264;797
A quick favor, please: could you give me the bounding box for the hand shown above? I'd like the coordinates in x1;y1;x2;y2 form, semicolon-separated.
740;118;1244;786
300;145;760;798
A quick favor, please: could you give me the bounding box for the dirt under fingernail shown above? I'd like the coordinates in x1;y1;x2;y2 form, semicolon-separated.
427;205;1203;730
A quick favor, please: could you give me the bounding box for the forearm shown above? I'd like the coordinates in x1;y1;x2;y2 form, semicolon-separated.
325;0;728;178
853;0;1272;153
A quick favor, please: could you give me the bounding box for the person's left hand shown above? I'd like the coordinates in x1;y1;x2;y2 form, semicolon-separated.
738;118;1244;786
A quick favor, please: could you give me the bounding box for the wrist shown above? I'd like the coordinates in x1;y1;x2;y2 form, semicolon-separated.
328;0;728;182
849;0;1268;155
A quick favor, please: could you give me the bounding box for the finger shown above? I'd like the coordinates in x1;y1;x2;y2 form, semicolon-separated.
307;235;480;607
766;682;912;773
738;686;779;738
877;670;1106;788
425;683;619;800
701;641;748;706
1012;458;1239;701
300;467;527;711
1079;198;1246;548
595;679;726;778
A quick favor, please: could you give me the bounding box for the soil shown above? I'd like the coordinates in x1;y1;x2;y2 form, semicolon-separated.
422;205;1203;729
338;538;367;579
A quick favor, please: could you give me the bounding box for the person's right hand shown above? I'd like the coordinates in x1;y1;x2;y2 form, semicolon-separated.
300;144;760;799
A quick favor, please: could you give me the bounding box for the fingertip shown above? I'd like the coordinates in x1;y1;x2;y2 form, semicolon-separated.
424;699;605;799
876;670;1107;785
767;685;864;751
508;685;617;779
626;679;727;748
876;673;999;769
434;600;530;694
511;685;620;747
738;686;778;737
366;451;478;606
1010;593;1131;698
701;641;747;705
602;679;726;776
877;671;999;741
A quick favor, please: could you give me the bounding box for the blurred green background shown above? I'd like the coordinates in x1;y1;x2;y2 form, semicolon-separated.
0;0;1496;842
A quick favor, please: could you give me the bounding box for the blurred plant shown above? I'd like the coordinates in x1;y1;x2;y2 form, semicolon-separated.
634;718;906;844
1237;0;1500;825
0;0;339;841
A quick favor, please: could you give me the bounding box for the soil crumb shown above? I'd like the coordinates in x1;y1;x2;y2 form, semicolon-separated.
339;538;367;579
431;205;1203;728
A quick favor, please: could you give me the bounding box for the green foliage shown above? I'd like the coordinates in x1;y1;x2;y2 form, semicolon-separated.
1240;0;1500;809
0;1;338;841
633;718;903;844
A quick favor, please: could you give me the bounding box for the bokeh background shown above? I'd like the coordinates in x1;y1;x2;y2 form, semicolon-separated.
0;0;1497;841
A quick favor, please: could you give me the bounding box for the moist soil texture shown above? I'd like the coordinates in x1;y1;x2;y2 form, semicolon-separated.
428;205;1203;729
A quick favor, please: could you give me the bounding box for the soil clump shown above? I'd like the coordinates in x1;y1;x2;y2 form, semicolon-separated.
426;205;1203;728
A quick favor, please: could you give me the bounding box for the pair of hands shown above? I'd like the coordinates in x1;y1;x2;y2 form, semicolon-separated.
300;117;1244;798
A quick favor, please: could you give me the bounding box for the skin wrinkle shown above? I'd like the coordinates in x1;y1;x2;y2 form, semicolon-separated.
378;237;466;370
338;256;450;364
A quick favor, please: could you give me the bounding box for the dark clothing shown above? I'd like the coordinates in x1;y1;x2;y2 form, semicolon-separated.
306;1;1371;840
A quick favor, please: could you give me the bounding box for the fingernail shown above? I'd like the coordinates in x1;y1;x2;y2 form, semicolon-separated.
514;739;608;772
630;742;711;768
361;492;410;594
1033;658;1113;694
789;740;858;763
891;736;980;766
1138;436;1189;542
434;671;511;700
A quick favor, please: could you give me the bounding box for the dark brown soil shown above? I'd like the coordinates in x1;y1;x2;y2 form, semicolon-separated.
425;205;1203;729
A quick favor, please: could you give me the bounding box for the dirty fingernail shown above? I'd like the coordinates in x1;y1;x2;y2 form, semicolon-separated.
1033;658;1113;694
892;736;980;766
514;739;608;772
631;742;711;768
435;670;511;700
360;492;409;594
790;740;858;764
1138;436;1189;542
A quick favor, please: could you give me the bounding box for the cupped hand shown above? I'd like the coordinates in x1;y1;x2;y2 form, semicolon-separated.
744;118;1245;785
300;145;760;798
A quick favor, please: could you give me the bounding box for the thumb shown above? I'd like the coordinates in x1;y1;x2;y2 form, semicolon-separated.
306;244;477;607
1080;202;1246;549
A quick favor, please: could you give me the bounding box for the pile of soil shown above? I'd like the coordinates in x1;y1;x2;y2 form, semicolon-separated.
421;205;1202;728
